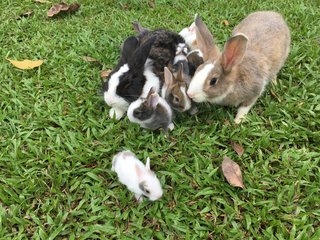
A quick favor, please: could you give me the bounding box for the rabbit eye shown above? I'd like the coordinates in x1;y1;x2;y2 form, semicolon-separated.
173;96;180;103
145;189;150;194
133;109;142;117
210;77;218;86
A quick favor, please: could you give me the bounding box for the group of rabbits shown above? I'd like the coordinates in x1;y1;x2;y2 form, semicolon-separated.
105;11;291;202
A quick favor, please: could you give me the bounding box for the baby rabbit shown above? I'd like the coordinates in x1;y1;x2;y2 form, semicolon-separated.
127;87;174;132
161;43;193;113
187;12;291;123
162;64;192;113
112;150;163;202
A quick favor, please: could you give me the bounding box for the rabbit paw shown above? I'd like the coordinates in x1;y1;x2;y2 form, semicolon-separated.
189;106;198;115
109;108;125;120
168;123;174;131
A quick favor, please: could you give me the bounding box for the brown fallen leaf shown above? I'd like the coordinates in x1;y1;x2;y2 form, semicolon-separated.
100;69;112;79
7;59;44;70
47;2;80;17
221;20;229;26
148;0;156;8
224;119;231;126
16;10;33;20
221;156;245;188
231;141;244;157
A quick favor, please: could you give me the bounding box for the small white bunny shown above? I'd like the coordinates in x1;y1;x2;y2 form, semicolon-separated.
111;150;163;202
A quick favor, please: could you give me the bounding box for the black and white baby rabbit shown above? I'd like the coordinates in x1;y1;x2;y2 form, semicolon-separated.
127;87;174;132
103;23;185;120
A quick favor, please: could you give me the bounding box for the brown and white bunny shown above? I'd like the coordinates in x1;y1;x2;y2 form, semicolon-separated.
127;87;174;132
112;150;163;202
187;11;291;123
161;42;193;113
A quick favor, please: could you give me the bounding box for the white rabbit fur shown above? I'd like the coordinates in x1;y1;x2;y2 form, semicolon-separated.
111;150;163;202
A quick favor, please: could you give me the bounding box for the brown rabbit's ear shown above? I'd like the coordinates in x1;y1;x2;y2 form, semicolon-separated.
195;15;220;61
164;67;174;87
221;33;248;73
176;63;184;82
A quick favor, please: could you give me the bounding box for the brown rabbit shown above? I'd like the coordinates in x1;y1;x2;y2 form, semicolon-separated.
187;11;291;123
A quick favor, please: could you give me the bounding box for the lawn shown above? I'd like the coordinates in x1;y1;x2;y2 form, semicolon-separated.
0;0;319;239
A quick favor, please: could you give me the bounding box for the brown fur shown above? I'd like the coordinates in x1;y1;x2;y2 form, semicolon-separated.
191;11;290;121
163;66;190;112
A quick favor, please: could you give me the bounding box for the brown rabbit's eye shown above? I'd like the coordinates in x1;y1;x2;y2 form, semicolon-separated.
173;96;180;103
210;77;218;86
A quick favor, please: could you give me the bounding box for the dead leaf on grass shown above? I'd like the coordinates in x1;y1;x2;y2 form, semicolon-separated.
224;119;230;126
100;69;112;79
221;156;245;188
33;0;51;3
7;59;44;70
148;0;156;8
16;10;33;20
83;56;101;63
47;2;80;17
231;141;244;157
221;20;229;26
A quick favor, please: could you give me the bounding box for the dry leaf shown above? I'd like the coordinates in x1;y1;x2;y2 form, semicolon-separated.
100;69;112;78
148;0;156;8
47;2;80;17
224;119;230;126
83;56;100;63
7;59;44;70
33;0;51;3
16;11;33;20
221;20;229;26
221;156;244;188
231;141;244;157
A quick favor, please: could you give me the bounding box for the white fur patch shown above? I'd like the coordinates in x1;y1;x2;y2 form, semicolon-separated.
173;54;187;64
235;104;253;124
127;99;143;124
187;63;214;102
104;64;130;110
179;23;197;49
187;49;203;58
141;60;160;98
161;84;168;99
180;86;191;111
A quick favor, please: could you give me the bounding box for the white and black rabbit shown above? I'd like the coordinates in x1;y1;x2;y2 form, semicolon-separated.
111;150;163;202
127;87;174;132
103;24;185;120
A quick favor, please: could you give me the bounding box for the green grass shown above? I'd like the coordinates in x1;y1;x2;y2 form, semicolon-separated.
0;0;319;239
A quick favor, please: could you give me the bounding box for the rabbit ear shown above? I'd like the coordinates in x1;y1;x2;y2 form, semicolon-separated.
221;33;248;73
177;63;184;82
129;36;156;70
164;67;174;87
147;91;159;109
145;157;151;170
195;15;220;61
120;36;139;62
135;163;144;179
